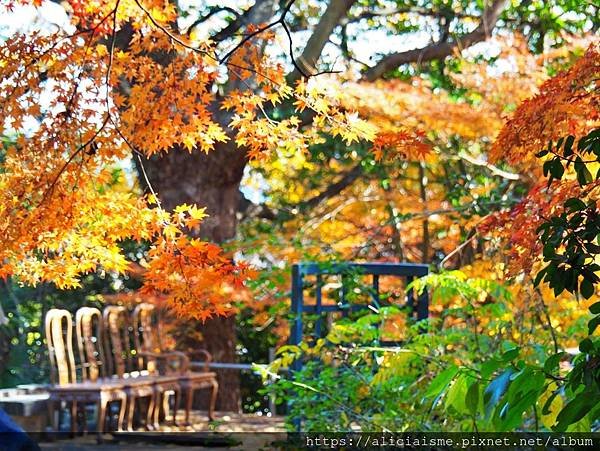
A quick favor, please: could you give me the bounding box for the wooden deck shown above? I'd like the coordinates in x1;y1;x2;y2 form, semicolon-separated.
37;411;287;450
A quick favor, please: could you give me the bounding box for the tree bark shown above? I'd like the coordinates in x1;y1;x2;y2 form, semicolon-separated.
139;139;247;411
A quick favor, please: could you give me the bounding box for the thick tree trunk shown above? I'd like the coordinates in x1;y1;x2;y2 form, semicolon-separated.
132;0;277;413
138;139;247;411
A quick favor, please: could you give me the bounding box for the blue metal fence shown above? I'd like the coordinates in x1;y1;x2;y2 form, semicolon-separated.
289;262;429;363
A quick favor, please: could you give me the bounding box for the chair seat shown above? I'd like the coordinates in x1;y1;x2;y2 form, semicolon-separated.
181;371;217;381
48;379;127;392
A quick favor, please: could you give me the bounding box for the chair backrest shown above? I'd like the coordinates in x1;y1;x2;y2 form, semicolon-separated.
132;303;162;371
102;305;133;378
45;309;77;386
75;307;106;382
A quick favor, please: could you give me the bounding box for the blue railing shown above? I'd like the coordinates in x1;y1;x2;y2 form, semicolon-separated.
289;262;429;365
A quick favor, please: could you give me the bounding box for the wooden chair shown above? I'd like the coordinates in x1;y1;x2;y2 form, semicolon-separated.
45;309;126;442
132;303;219;425
102;305;172;431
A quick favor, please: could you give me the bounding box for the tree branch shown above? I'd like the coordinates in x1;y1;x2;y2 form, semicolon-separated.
342;7;480;25
186;6;241;37
364;0;509;81
457;153;521;180
298;164;362;211
211;0;274;42
289;0;357;82
238;164;363;222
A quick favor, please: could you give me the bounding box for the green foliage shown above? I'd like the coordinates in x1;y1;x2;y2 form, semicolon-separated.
538;129;600;187
527;128;600;431
260;269;590;431
534;130;600;312
254;241;596;430
408;270;511;304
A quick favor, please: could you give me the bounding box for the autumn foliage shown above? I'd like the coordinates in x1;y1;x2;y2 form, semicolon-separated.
481;44;599;276
0;0;418;319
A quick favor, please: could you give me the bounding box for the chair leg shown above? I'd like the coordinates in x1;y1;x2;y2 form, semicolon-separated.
172;389;180;426
184;386;193;426
147;392;157;431
162;390;170;423
70;400;77;436
126;394;136;432
96;397;108;444
116;393;126;432
208;380;218;421
47;398;58;435
81;402;88;435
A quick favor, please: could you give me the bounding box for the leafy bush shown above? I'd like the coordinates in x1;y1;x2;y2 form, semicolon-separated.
260;270;598;432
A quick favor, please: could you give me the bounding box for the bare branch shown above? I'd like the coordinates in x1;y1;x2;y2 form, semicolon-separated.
457;152;521;181
364;0;509;81
289;0;357;82
186;6;241;36
218;0;294;65
239;164;364;223
342;7;481;25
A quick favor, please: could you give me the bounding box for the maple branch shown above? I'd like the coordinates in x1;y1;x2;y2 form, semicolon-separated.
132;0;284;86
105;0;120;109
133;0;212;58
109;117;166;213
40;114;110;206
41;2;121;206
212;0;275;42
364;0;509;81
237;191;276;221
281;21;340;79
439;229;479;270
218;12;284;64
217;0;334;79
239;164;364;222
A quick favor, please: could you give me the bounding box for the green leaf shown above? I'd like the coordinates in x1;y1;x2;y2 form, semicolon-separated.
480;359;501;380
575;161;593;186
554;392;597;431
550;159;565;180
424;364;459;399
466;381;480;416
589;302;600;315
580;278;595;299
445;374;469;414
588;316;600;335
500;390;540;431
543;243;556;259
275;345;301;356
543;352;565;374
484;369;513;419
564;198;587;212
542;389;561;416
564;135;575;154
579;338;593;353
501;347;520;362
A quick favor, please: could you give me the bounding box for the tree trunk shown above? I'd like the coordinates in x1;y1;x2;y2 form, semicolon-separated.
138;139;247;411
132;0;277;414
